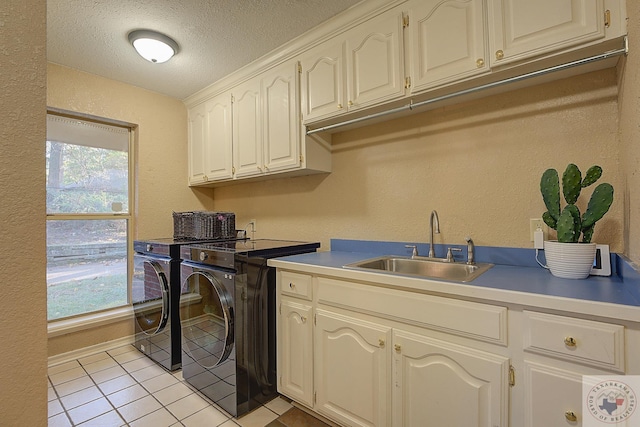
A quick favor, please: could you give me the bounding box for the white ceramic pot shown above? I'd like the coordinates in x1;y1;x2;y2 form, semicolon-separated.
543;240;597;279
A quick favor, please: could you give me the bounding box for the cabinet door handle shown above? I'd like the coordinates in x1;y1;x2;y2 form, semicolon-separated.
348;100;354;107
300;316;307;324
476;58;484;68
495;50;504;60
394;344;401;353
564;336;577;347
378;339;385;348
337;104;343;109
565;411;577;422
289;282;295;290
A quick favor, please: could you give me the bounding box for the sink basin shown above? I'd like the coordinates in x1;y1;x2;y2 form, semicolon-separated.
344;256;493;282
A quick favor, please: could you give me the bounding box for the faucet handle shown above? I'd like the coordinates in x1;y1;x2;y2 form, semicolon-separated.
405;245;418;257
446;247;462;262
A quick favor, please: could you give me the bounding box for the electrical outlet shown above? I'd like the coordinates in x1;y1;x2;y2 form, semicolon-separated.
529;218;546;241
250;219;256;232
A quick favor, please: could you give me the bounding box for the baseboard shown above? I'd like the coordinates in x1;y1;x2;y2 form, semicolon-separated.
48;335;135;367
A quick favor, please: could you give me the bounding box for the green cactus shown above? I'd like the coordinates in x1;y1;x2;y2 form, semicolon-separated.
540;168;561;221
557;205;581;243
562;164;582;204
539;164;613;243
582;165;602;188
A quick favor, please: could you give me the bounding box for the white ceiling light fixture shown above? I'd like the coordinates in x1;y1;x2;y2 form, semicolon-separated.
128;29;179;63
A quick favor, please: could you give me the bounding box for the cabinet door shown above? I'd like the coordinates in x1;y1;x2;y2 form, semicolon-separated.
261;61;301;173
233;78;263;178
393;329;509;427
345;7;405;111
203;94;234;181
488;0;605;66
278;299;314;407
408;0;488;94
300;41;346;123
188;103;207;185
188;95;234;184
523;361;592;427
315;309;392;427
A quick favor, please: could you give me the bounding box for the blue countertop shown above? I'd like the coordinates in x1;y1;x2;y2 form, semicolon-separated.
269;239;640;312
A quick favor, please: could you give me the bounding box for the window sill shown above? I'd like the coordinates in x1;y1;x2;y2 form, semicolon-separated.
48;305;134;338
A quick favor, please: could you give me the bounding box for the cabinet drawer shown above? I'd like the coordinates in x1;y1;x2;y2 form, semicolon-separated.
280;271;313;300
317;277;507;345
523;311;625;372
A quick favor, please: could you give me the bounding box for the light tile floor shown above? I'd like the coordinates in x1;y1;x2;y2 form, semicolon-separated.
48;344;293;427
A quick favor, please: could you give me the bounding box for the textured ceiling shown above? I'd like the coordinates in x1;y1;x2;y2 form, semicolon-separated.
47;0;361;100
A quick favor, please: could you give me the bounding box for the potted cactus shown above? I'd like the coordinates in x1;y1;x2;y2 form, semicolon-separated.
540;164;614;279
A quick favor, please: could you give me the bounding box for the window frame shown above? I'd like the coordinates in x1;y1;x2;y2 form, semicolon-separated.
46;108;136;325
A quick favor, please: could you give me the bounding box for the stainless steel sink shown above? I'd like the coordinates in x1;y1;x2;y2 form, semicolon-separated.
344;256;493;282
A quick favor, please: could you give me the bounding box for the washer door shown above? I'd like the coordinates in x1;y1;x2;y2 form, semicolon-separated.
132;257;170;335
181;270;234;369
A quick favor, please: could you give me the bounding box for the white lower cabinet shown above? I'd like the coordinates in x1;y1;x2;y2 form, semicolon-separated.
279;298;314;407
315;309;392;427
276;271;509;427
275;269;637;427
392;329;509;427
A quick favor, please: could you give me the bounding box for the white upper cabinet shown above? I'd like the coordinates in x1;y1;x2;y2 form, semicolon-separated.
188;93;233;184
262;61;302;173
232;77;262;179
344;6;406;113
488;0;606;66
407;0;489;94
300;41;346;123
301;5;406;124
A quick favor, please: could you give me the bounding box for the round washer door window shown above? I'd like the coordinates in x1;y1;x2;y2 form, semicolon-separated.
132;258;169;335
181;270;234;369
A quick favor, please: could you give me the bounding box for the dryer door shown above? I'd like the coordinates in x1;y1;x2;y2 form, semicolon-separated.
181;270;234;368
132;255;170;335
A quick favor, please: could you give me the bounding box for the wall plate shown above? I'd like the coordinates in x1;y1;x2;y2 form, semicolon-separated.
590;244;611;276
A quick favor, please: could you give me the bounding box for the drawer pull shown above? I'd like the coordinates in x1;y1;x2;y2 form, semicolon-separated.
289;283;295;290
394;344;401;353
564;336;577;347
565;411;577;422
379;339;385;348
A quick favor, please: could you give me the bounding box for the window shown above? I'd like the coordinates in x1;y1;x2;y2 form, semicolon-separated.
46;112;133;321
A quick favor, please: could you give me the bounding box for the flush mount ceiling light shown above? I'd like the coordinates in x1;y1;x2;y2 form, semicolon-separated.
128;29;179;63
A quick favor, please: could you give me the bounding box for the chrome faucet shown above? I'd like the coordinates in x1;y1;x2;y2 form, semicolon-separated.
429;210;440;258
465;236;475;265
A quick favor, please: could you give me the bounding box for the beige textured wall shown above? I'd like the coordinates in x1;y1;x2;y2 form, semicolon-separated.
47;64;212;356
213;69;624;253
0;0;48;425
619;2;640;264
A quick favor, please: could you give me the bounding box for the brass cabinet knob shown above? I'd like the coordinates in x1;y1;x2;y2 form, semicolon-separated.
301;316;307;324
564;336;577;347
289;282;295;289
264;165;269;170
495;50;504;60
348;100;354;107
476;58;485;68
394;344;401;353
203;175;208;181
337;104;343;109
565;411;577;422
379;339;385;348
